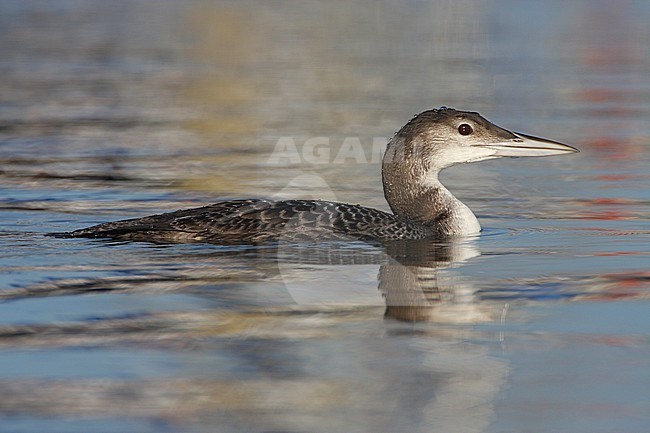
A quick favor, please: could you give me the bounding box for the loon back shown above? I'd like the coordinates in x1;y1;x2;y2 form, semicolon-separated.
61;199;430;244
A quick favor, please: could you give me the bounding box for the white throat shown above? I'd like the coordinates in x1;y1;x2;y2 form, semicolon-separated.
423;173;482;236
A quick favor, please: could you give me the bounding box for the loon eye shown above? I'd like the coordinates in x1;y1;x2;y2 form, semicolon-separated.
458;123;473;136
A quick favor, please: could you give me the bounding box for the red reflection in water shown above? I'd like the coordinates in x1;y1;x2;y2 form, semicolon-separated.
595;174;634;182
583;137;638;161
570;1;648;166
576;0;641;68
571;197;636;221
589;198;632;205
590;272;650;301
594;251;643;257
578;88;638;103
582;212;630;221
579;335;643;348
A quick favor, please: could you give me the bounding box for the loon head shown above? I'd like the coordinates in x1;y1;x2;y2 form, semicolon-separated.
384;107;578;171
382;107;578;232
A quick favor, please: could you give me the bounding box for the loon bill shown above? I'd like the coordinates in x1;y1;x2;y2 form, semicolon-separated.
59;107;578;244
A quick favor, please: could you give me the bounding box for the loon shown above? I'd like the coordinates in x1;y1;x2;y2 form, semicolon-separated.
61;108;578;244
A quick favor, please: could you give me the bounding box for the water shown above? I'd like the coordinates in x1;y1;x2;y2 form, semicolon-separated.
1;1;649;432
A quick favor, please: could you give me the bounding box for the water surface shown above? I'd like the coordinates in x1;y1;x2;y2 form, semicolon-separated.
1;1;649;432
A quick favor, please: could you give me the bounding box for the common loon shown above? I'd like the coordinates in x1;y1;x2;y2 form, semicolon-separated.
61;108;578;244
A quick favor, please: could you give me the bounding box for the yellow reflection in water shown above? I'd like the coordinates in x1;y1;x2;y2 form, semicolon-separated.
182;6;260;140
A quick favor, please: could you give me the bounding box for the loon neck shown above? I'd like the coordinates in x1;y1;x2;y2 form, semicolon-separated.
382;172;481;236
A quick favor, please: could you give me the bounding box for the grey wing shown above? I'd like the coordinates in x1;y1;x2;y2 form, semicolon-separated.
61;199;424;244
62;199;284;243
329;203;428;241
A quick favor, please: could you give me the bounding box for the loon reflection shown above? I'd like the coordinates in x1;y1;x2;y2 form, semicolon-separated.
275;238;493;323
379;238;488;322
60;107;577;244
